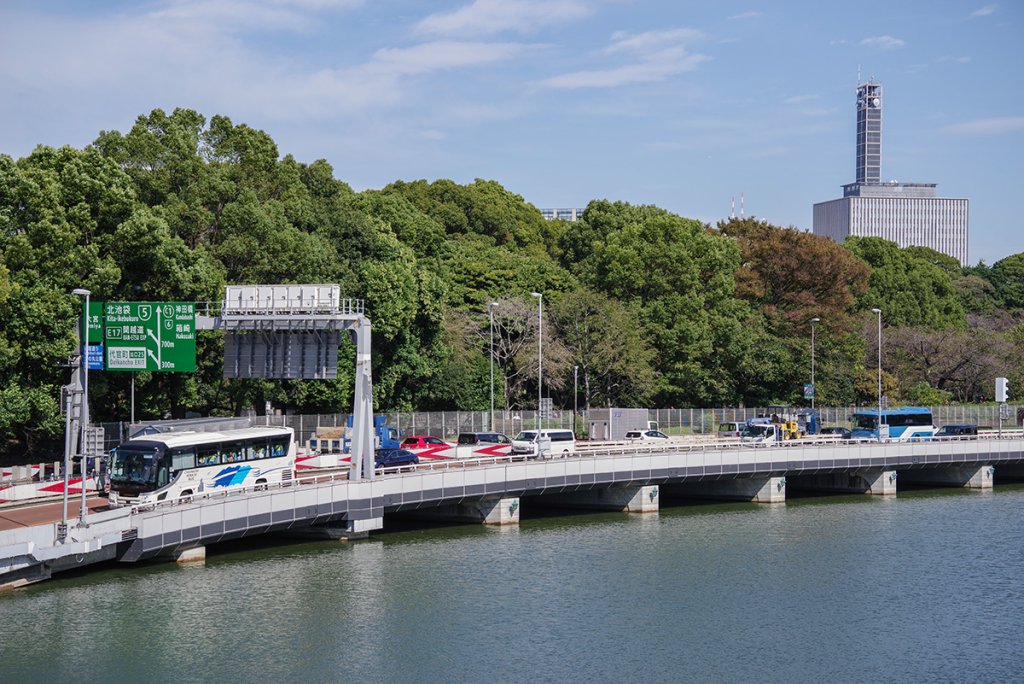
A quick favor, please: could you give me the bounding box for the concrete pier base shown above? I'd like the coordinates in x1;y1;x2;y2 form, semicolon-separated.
790;469;897;496
900;464;994;489
542;485;660;513
173;546;206;564
671;476;786;503
415;496;521;525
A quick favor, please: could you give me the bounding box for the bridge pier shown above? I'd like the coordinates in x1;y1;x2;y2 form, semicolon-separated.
172;546;206;564
789;469;897;496
670;476;786;503
900;464;994;489
412;496;521;525
541;485;660;513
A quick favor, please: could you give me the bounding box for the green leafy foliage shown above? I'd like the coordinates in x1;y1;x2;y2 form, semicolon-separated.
1;108;1019;459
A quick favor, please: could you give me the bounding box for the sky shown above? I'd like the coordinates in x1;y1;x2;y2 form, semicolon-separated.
0;0;1021;265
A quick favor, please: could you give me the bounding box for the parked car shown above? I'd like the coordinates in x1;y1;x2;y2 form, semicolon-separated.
717;422;742;438
820;426;852;439
455;432;513;458
625;430;670;442
400;435;451;450
374;448;420;470
935;424;978;437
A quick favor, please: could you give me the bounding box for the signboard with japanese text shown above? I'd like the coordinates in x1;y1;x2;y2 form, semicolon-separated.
104;302;196;372
86;301;105;370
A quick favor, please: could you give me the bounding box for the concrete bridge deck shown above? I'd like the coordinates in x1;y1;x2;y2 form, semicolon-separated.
2;435;1022;588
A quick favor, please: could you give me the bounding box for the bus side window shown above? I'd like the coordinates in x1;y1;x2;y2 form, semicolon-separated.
270;438;288;457
251;439;268;460
171;447;196;471
197;444;220;467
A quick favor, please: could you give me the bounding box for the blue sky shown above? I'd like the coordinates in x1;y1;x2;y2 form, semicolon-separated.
1;0;1021;264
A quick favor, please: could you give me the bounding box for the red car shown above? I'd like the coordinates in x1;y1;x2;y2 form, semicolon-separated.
399;435;455;460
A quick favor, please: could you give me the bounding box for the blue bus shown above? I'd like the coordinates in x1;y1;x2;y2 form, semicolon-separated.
851;407;935;441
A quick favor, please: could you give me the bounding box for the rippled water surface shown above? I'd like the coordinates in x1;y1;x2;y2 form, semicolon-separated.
2;486;1022;683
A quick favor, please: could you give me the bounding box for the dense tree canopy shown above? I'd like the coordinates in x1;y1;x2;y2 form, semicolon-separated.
0;107;1020;458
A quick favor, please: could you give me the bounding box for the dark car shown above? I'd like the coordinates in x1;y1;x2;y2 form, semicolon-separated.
935;424;978;437
820;426;852;439
374;448;420;470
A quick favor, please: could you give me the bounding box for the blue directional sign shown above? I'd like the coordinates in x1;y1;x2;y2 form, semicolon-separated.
86;344;105;370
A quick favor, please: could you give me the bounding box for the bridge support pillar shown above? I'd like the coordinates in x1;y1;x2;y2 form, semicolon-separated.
788;469;897;496
541;485;660;513
900;464;994;489
173;546;205;564
415;496;520;525
670;476;786;503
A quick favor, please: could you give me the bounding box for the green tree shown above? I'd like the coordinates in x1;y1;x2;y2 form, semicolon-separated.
990;253;1024;309
845;236;965;328
561;200;749;405
550;288;656;409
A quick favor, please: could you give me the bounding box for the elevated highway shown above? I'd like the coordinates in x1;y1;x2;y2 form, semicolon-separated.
2;435;1022;588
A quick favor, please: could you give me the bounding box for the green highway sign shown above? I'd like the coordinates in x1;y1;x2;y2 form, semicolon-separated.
104;302;196;372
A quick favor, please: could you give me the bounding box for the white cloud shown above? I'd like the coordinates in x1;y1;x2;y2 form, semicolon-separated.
728;11;762;20
365;41;534;77
971;5;997;17
605;29;703;55
861;35;906;49
416;0;589;36
941;116;1024;135
150;0;362;31
784;94;819;105
539;27;707;90
936;55;971;64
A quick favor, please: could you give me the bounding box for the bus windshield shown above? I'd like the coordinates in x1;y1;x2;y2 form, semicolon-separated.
741;425;769;438
853;414;878;430
110;444;162;486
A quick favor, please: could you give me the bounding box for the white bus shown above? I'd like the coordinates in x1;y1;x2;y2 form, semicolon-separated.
108;427;295;507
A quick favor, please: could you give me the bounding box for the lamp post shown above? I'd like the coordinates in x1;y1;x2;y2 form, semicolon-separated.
871;308;882;441
530;292;543;432
573;365;579;436
71;288;91;525
488;302;498;432
810;317;820;412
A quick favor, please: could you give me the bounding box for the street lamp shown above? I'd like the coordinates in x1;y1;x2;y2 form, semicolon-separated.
71;288;91;525
573;365;579;437
810;317;820;413
871;308;882;441
530;292;543;432
488;301;498;432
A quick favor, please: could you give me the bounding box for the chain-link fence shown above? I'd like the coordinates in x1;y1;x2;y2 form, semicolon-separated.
96;404;1022;451
649;405;1024;435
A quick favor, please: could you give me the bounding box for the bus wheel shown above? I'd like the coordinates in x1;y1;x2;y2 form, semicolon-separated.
180;489;193;504
255;478;268;491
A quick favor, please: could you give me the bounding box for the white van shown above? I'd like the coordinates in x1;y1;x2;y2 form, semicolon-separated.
511;429;576;459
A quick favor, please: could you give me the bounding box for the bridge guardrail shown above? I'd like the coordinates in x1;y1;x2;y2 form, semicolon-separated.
120;432;1023;516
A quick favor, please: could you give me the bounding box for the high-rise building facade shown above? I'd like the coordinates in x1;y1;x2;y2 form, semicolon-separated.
813;81;969;264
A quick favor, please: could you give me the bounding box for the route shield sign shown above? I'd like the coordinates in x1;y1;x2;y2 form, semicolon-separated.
104;302;196;372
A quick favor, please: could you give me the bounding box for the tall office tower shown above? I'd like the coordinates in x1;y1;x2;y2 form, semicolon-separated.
856;82;882;184
813;79;969;264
